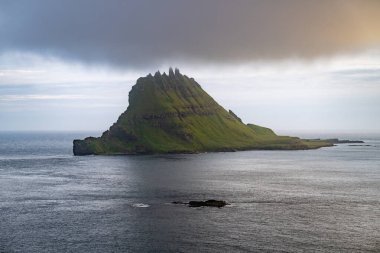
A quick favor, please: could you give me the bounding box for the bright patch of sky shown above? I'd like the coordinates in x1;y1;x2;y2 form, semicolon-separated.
1;50;379;133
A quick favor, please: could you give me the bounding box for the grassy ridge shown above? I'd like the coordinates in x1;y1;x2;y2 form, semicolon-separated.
73;69;332;155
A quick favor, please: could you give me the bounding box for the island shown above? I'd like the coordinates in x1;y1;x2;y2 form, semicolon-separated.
73;68;345;155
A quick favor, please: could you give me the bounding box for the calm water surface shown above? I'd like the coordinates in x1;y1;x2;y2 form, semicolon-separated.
0;132;379;252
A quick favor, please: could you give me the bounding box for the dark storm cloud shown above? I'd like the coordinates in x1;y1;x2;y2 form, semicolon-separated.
1;0;380;67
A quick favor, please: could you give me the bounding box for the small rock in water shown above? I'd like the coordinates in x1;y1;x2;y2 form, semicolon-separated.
188;199;228;208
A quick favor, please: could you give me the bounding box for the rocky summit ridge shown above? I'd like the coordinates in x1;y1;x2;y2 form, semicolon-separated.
73;68;334;155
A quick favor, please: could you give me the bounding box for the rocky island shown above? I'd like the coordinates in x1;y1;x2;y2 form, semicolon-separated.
73;68;339;155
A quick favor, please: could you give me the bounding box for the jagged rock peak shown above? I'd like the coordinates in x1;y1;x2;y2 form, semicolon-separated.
151;68;181;79
154;71;161;78
169;67;174;76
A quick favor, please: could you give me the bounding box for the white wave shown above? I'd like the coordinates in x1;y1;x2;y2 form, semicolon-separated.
132;203;150;208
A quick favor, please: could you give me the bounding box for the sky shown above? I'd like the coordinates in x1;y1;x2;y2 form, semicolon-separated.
0;0;380;134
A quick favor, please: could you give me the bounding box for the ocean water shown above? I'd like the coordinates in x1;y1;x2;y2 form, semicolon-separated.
0;132;379;252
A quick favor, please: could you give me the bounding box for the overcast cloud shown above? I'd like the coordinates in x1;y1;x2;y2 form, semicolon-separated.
1;0;380;68
0;0;380;133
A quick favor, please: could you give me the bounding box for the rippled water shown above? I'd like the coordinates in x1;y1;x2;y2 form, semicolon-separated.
0;132;379;252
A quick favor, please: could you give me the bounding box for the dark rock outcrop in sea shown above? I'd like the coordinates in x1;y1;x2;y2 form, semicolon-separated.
172;200;229;208
188;200;228;208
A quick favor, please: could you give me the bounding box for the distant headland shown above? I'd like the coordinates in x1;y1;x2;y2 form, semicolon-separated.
73;68;357;155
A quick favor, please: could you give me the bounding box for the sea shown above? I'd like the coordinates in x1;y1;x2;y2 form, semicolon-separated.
0;132;379;252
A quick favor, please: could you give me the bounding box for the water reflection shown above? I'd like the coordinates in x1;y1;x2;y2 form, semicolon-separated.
0;133;379;252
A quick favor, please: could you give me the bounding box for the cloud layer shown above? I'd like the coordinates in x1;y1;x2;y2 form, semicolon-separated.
1;0;380;68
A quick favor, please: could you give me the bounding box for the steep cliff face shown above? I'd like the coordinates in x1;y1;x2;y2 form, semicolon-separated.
73;68;332;155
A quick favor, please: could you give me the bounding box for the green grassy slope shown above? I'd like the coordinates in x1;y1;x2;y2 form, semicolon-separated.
73;68;333;155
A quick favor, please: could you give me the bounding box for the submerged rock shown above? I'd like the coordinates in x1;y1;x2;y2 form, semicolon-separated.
171;201;186;205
